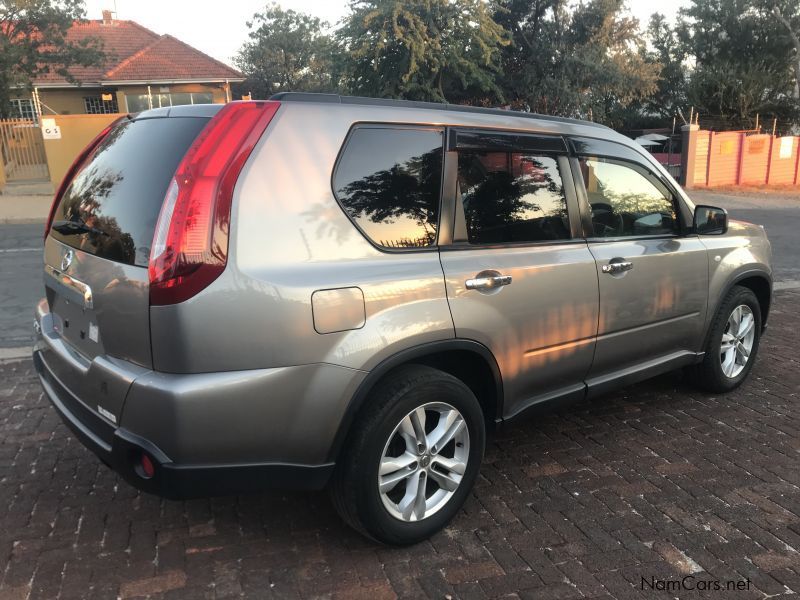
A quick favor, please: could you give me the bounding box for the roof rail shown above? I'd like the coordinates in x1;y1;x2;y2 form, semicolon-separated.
269;92;608;130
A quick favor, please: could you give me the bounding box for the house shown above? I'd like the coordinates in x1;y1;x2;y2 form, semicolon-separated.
9;10;244;120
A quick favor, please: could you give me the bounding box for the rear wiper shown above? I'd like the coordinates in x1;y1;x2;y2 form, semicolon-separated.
52;219;109;237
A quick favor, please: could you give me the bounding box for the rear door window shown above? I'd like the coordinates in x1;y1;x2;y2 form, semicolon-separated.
457;151;570;244
49;116;208;266
333;126;443;249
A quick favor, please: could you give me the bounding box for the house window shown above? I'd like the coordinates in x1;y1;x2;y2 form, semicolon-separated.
84;96;119;114
124;91;215;113
9;98;36;120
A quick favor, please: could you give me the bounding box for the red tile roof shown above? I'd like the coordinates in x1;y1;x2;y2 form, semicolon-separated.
32;19;243;85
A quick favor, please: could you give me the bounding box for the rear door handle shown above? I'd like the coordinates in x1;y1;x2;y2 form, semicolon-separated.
465;270;513;291
601;260;633;274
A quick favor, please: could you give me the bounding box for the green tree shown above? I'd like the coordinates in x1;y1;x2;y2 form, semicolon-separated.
234;3;336;99
656;0;800;125
337;0;510;103
766;0;800;99
495;0;659;126
0;0;104;117
642;13;689;119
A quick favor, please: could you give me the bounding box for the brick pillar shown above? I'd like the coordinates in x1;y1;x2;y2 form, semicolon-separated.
680;124;699;188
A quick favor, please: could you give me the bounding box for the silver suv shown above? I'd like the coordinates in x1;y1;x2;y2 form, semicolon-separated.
34;94;772;544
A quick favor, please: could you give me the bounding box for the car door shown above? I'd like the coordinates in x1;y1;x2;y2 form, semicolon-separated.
569;137;709;394
438;129;599;420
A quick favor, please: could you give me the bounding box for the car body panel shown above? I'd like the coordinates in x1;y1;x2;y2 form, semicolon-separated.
585;236;709;376
121;361;366;465
699;219;773;327
440;243;599;418
32;96;772;498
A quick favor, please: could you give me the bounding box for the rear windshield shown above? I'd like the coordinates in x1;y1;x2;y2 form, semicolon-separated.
49;116;208;266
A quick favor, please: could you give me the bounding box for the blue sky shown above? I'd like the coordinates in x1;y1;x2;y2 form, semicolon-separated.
84;0;689;68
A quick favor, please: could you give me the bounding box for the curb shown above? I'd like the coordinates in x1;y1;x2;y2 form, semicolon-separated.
0;218;46;224
0;347;32;362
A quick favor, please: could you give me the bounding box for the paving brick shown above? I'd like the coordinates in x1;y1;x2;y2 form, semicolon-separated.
1;290;799;598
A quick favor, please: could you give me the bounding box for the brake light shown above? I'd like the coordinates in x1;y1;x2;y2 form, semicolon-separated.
148;101;280;305
44;116;126;240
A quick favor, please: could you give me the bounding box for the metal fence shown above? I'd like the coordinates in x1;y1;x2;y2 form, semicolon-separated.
0;118;49;182
686;129;800;187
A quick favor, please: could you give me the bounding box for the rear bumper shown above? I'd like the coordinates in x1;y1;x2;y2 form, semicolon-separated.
34;348;335;498
32;294;367;498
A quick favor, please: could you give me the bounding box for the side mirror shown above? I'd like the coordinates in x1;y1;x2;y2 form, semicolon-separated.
693;205;728;235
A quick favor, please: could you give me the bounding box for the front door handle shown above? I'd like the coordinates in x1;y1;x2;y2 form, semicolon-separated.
465;270;513;291
601;260;633;275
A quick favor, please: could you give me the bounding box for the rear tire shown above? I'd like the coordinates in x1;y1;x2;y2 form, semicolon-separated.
690;285;761;393
330;365;485;545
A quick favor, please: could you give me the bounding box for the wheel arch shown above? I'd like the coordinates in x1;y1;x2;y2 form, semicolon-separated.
733;273;772;328
719;270;773;328
326;340;503;464
702;269;772;353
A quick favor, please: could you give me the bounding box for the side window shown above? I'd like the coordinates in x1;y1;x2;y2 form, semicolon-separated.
457;151;570;244
578;157;679;238
333;127;443;249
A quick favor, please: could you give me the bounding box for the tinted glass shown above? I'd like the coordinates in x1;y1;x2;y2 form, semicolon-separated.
334;127;443;249
578;157;678;237
458;152;570;244
50;117;208;266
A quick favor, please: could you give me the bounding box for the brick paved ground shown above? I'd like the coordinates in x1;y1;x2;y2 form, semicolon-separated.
1;292;799;600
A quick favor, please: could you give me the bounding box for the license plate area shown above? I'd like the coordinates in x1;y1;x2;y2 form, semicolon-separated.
46;272;104;360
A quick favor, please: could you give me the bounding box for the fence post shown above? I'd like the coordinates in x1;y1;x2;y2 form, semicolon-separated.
736;133;746;185
765;135;775;185
794;137;800;186
705;131;715;186
680;123;699;188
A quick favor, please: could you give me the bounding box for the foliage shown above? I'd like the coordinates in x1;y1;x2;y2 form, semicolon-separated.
686;61;799;125
234;3;337;98
335;0;510;103
492;0;660;126
235;0;800;129
654;0;800;126
0;0;104;117
641;13;689;119
763;0;800;99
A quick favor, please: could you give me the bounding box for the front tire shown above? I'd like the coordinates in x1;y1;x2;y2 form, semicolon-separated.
330;365;485;545
691;285;762;393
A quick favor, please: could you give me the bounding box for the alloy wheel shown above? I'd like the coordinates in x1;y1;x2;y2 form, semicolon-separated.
378;402;470;522
720;304;755;378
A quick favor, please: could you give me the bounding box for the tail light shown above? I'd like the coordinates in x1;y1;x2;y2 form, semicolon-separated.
44;116;127;240
148;101;280;305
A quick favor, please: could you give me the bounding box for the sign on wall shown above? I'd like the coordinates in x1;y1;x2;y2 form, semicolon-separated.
779;137;794;159
41;118;61;140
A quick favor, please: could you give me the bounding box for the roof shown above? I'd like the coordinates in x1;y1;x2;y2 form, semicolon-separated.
270;92;610;131
32;19;243;86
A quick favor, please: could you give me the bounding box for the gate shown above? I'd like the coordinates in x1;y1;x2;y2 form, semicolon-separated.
0;118;49;182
